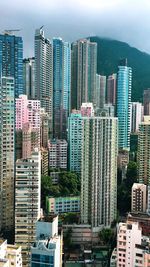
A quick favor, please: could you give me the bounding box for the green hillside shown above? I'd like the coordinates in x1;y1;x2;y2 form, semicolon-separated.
90;36;150;101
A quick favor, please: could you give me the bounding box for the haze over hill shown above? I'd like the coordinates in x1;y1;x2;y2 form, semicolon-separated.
90;36;150;102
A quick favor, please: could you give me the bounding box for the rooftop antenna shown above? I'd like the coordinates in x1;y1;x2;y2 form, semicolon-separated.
4;29;21;35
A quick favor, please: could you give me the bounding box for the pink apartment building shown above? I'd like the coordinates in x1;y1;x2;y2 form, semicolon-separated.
16;94;40;130
117;221;150;267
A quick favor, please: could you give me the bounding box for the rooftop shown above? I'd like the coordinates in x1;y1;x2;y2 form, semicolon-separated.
38;214;58;223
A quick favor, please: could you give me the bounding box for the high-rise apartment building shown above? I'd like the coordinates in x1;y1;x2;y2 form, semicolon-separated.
131;183;147;213
34;28;53;133
81;117;118;227
68;113;83;175
71;39;97;110
0;33;23;97
23;57;35;99
53;38;71;139
48;139;68;170
117;59;132;150
131;102;143;133
95;74;100;109
15;150;41;267
0;77;15;234
107;74;116;106
143;89;150;115
138;116;150;185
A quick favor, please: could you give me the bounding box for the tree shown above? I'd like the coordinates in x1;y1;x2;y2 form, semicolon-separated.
98;228;114;247
59;171;80;196
117;161;138;215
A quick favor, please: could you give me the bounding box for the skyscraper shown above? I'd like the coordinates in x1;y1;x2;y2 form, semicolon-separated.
0;33;23;97
81;117;118;227
53;38;71;139
68;113;83;175
0;77;15;233
106;73;117;106
71;39;97;110
34;28;53;134
143;89;150;115
117;59;132;150
130;102;143;133
138;116;150;185
23;57;35;99
15;149;41;267
100;75;106;109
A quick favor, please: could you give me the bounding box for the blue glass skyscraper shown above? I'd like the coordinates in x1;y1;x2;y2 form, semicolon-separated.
0;33;23;97
53;38;71;139
117;59;132;150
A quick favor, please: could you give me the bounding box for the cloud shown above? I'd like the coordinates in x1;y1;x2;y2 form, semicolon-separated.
1;0;150;57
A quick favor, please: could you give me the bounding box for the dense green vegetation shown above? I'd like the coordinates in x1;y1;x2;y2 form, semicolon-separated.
99;228;115;247
41;171;80;209
90;36;150;102
117;161;138;215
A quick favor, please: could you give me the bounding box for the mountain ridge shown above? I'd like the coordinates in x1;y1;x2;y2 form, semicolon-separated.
90;36;150;101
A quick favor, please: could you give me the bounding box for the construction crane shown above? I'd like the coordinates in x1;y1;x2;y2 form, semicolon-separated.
3;29;21;35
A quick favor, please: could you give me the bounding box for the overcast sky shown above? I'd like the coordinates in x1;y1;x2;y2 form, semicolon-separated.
1;0;150;57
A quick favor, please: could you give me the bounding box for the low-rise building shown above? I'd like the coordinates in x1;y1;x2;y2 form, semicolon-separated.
0;240;22;267
31;215;62;267
46;196;80;214
127;212;150;236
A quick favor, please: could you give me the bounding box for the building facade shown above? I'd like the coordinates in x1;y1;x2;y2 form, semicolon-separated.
81;117;118;227
117;59;132;150
0;33;23;97
71;39;97;110
0;77;15;233
53;38;71;139
15;150;41;267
